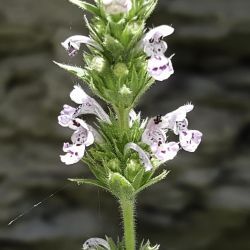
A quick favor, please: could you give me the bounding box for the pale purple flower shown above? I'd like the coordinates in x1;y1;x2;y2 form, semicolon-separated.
82;238;109;250
102;0;132;15
61;35;99;57
70;85;111;123
60;118;94;165
179;130;203;152
58;105;76;128
143;25;175;81
142;103;202;160
147;55;174;81
125;143;153;171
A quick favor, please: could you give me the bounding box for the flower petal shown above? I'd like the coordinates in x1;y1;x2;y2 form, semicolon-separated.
60;144;86;165
144;25;175;42
70;85;89;104
152;142;179;162
161;103;194;132
58;105;76;128
179;130;203;152
142;128;167;147
144;40;168;57
148;55;174;81
125;143;153;171
71;119;94;147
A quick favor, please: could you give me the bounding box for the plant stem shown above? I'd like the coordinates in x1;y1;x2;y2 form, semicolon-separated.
120;198;136;250
117;107;129;131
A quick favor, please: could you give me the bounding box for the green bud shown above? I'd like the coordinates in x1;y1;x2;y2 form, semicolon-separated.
91;56;106;72
127;22;143;35
106;158;121;172
108;172;135;199
113;63;129;78
124;159;141;183
119;84;132;95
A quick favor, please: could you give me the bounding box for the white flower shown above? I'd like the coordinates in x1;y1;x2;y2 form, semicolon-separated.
143;25;174;57
125;143;153;171
179;130;203;152
58;105;76;128
102;0;132;15
70;85;111;123
151;142;180;163
147;55;174;81
60;118;94;165
61;35;99;57
82;237;110;250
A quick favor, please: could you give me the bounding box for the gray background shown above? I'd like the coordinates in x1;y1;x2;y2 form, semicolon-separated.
1;0;250;249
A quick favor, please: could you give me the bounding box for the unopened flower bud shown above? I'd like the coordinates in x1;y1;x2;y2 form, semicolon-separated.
107;158;121;172
102;0;132;15
113;63;129;78
91;56;106;72
126;159;139;172
119;84;132;95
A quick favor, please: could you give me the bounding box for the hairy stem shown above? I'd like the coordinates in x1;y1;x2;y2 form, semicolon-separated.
120;198;136;250
117;107;129;131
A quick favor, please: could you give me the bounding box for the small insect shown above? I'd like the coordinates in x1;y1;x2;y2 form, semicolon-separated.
154;115;162;125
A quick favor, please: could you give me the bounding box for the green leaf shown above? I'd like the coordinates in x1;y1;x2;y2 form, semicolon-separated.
104;35;125;58
108;172;135;199
135;170;170;195
53;61;86;78
68;178;109;191
132;168;145;190
69;0;100;15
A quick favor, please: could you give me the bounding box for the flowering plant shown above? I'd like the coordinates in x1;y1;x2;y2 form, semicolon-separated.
55;0;202;249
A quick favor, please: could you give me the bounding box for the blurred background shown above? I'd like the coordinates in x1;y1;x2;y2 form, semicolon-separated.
1;0;250;249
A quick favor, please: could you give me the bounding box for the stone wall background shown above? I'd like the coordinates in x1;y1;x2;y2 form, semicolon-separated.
0;0;250;249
